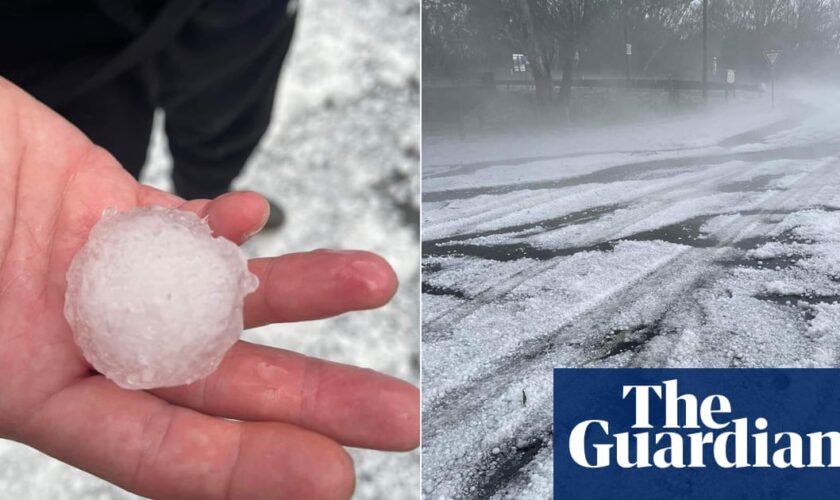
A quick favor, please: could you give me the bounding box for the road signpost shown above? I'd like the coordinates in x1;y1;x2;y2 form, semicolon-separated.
625;43;632;82
763;49;782;108
702;0;708;103
622;0;630;82
725;69;735;102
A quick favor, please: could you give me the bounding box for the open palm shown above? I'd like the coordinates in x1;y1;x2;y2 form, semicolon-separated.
0;78;418;500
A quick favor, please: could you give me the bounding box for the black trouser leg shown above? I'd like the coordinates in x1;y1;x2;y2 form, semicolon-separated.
0;1;295;196
55;69;156;178
159;4;296;200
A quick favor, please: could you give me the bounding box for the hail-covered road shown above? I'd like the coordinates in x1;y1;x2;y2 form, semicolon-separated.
422;89;840;498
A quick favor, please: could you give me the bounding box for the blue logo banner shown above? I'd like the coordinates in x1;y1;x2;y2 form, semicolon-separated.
554;369;840;499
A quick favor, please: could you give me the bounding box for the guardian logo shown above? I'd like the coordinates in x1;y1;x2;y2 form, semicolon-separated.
554;369;840;499
568;379;840;469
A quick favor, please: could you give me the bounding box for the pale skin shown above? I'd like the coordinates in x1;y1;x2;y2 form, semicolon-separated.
0;78;419;499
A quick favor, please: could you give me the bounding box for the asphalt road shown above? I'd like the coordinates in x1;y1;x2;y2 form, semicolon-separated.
422;92;840;498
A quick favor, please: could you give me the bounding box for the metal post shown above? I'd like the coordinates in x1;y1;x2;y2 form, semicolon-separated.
702;0;708;103
623;0;630;81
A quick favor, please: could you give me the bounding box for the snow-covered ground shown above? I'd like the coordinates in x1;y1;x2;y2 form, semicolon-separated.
422;86;840;498
0;0;420;498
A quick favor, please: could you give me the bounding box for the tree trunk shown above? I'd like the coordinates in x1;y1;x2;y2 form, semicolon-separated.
559;56;573;105
517;0;553;104
532;65;553;105
559;55;573;124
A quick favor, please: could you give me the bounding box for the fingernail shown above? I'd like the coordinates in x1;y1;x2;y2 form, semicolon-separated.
244;200;271;240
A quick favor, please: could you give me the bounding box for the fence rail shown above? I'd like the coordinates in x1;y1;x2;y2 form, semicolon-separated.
425;77;762;93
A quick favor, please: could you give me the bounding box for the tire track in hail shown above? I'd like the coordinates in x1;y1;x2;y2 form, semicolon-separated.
424;156;787;337
423;158;840;499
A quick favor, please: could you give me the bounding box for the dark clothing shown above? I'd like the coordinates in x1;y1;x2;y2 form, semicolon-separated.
0;0;296;199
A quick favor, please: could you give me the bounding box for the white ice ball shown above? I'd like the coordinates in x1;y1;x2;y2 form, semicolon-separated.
64;206;259;389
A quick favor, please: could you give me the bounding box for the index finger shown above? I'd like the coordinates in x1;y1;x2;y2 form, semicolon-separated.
244;250;398;328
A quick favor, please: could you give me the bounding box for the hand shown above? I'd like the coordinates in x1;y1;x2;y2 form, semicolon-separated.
0;78;419;500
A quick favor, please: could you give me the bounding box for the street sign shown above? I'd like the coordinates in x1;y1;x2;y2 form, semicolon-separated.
763;49;781;66
626;43;632;56
726;69;735;84
763;49;781;108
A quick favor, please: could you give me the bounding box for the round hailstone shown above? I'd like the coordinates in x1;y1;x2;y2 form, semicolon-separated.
64;206;259;390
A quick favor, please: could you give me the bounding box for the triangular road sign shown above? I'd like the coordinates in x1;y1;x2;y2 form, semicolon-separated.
764;49;781;66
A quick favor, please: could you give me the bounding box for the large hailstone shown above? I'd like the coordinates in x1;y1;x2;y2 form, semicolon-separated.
64;206;259;390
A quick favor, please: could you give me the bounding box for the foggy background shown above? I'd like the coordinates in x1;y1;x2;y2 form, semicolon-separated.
422;1;840;498
0;0;420;498
423;0;840;135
